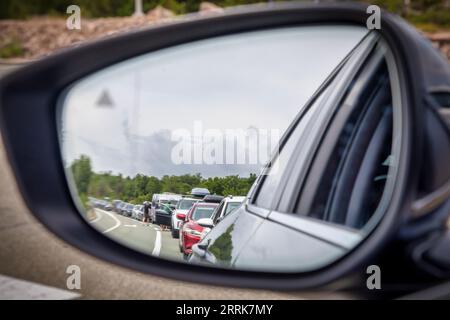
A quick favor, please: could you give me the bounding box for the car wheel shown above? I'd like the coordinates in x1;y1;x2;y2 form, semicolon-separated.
171;228;179;239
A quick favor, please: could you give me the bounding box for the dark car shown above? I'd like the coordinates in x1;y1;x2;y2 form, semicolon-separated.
202;195;224;204
112;199;123;213
154;203;173;227
123;203;134;217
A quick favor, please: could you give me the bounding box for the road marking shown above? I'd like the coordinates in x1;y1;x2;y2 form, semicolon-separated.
152;230;162;257
91;210;102;223
123;224;137;228
0;274;81;300
97;209;121;234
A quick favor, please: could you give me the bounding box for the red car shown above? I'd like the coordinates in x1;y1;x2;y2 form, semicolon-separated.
178;202;219;259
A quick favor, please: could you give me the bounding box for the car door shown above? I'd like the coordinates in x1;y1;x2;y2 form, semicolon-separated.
190;32;379;268
233;33;400;272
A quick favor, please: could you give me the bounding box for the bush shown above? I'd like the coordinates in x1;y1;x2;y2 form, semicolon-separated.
0;39;24;59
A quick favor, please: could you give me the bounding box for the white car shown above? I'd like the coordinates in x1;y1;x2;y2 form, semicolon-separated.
197;196;246;241
211;196;246;225
170;197;198;238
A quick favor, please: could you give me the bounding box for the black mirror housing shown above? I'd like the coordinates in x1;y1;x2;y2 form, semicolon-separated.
1;2;449;290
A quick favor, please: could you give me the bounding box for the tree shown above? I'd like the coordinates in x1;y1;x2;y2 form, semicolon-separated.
70;154;92;196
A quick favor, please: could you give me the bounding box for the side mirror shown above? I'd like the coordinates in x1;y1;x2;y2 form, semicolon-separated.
176;213;186;220
3;3;449;291
196;218;214;229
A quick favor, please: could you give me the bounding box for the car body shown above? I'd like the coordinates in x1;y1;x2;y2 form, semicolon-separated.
171;197;199;238
190;188;210;198
190;25;450;277
202;195;224;204
132;205;144;220
123;203;134;217
116;202;126;214
118;202;130;216
150;193;182;223
179;202;219;258
211;196;245;225
112;199;123;212
153;204;173;227
103;201;113;211
91;199;112;211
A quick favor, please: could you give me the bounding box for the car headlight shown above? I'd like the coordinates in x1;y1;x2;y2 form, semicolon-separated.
185;227;202;237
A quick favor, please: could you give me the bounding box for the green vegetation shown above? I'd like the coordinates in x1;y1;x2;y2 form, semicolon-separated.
209;224;234;262
0;1;448;30
70;155;256;205
368;0;450;30
0;39;24;59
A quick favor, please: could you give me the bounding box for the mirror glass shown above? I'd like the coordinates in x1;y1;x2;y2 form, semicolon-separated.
60;25;402;272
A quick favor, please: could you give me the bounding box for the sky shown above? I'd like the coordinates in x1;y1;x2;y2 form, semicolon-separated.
61;25;367;178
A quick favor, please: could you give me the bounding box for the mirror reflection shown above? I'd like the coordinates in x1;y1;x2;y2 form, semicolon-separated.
60;25;401;272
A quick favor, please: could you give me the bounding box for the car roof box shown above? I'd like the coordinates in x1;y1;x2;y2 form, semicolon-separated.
191;188;210;198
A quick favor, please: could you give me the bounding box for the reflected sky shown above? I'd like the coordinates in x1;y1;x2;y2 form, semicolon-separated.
61;25;367;178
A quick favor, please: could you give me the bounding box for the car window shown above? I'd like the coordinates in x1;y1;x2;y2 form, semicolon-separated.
225;202;241;215
191;206;216;221
178;199;197;210
252;57;342;210
294;43;397;230
211;201;225;223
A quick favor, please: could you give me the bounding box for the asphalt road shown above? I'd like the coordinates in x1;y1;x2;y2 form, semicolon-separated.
90;209;182;262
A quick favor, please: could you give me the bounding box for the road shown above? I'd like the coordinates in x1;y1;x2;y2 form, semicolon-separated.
89;208;182;262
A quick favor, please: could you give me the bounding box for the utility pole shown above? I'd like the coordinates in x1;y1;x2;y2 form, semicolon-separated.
133;0;144;17
404;0;410;15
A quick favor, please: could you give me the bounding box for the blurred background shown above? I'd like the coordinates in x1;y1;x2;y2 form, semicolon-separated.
0;0;449;62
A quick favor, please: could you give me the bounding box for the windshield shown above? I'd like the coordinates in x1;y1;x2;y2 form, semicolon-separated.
160;203;172;213
178;199;197;210
191;206;216;221
225;202;241;215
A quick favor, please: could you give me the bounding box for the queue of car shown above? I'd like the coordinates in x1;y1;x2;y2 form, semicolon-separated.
176;195;247;260
88;197;112;211
88;190;246;257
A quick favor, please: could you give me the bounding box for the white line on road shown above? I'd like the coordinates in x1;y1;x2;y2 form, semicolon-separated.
124;224;137;228
98;209;121;234
152;230;161;257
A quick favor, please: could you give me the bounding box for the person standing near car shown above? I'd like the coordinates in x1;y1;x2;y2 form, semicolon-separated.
143;201;151;226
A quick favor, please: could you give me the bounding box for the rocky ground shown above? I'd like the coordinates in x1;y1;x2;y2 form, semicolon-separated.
0;3;223;61
0;3;449;62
